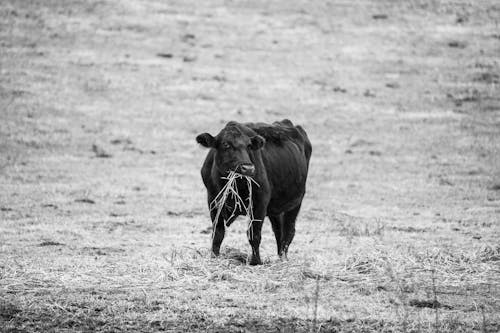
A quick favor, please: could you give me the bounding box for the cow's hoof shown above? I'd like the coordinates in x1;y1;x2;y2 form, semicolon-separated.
211;250;220;258
249;256;262;265
279;253;288;261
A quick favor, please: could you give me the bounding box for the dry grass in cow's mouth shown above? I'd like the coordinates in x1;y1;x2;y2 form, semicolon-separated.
210;170;260;240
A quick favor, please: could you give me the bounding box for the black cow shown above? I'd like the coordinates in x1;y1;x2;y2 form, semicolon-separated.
196;119;312;265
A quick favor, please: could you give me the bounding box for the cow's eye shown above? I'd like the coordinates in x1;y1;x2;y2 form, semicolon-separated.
222;142;230;149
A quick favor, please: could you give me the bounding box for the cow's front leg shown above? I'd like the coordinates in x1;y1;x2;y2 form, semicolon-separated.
210;209;236;256
247;218;263;265
247;202;267;265
211;209;225;256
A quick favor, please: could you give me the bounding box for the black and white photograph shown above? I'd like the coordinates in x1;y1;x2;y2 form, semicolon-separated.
1;0;499;332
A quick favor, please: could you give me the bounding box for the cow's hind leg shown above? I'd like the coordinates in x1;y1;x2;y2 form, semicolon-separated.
269;213;284;257
282;204;302;258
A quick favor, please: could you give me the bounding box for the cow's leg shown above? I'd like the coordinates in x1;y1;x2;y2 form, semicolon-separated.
247;200;267;265
269;213;284;257
281;204;301;258
209;204;237;257
210;209;225;256
247;217;264;265
247;183;270;265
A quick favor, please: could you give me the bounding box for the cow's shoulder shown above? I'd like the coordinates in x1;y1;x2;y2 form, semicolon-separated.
201;149;216;186
244;119;308;146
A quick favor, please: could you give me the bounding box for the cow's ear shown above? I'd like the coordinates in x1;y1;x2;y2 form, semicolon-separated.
250;135;265;150
196;133;216;148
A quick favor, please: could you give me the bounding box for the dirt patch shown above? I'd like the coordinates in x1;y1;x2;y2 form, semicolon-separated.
409;299;453;310
38;241;65;247
0;301;21;321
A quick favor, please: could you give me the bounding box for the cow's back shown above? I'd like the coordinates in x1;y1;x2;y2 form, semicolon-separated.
248;120;311;214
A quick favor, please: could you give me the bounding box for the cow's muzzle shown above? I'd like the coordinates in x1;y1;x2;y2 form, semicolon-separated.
238;164;255;176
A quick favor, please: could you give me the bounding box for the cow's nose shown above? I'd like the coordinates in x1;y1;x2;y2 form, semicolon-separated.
239;164;255;176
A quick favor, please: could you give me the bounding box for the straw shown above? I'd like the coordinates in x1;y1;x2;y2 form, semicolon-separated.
209;170;260;240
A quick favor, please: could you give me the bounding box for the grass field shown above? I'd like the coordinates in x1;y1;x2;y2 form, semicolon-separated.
1;0;499;331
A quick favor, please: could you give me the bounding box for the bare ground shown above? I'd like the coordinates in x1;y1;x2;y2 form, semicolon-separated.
1;0;499;332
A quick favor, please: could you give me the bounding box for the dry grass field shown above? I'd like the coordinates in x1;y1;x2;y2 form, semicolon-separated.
1;0;499;332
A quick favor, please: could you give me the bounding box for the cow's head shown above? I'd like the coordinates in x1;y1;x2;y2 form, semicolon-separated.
196;122;265;176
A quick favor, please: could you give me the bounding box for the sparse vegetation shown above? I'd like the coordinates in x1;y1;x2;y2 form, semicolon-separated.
1;0;499;332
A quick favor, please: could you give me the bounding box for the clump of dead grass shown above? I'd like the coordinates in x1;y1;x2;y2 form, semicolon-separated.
476;244;500;263
209;170;260;239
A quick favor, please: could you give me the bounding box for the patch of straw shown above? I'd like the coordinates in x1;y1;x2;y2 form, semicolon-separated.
210;170;260;240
